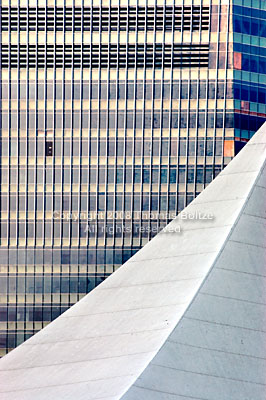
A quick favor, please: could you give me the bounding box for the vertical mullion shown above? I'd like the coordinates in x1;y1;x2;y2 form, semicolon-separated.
151;2;158;235
168;3;175;220
77;0;84;260
144;5;152;242
212;0;221;173
177;0;183;210
135;2;141;246
159;2;165;224
102;0;110;253
7;4;11;249
117;9;123;249
85;4;92;253
222;1;231;165
94;5;101;250
195;0;204;198
69;0;74;251
126;5;134;251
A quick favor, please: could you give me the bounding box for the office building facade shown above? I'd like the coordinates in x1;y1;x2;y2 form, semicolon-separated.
0;0;265;355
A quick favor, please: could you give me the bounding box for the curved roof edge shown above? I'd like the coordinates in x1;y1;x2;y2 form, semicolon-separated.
0;124;265;400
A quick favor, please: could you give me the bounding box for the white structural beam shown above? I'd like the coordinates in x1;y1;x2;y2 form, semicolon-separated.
0;124;265;400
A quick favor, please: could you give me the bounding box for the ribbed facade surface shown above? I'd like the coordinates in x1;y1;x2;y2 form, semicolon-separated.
0;117;265;400
0;0;265;356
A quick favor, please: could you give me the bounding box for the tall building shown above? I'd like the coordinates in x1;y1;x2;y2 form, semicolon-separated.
0;122;265;400
0;0;265;356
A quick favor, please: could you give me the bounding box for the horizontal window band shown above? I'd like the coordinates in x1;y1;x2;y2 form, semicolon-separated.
1;44;210;51
0;43;209;69
0;6;209;32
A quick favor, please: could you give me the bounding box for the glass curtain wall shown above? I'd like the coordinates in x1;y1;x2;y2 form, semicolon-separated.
0;0;240;355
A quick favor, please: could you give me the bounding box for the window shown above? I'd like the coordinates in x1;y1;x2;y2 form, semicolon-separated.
45;142;53;156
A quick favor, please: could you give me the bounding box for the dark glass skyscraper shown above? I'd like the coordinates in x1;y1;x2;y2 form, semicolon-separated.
0;0;265;356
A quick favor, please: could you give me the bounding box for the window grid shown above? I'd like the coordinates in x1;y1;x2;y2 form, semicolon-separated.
0;6;210;32
0;43;210;69
1;0;257;358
